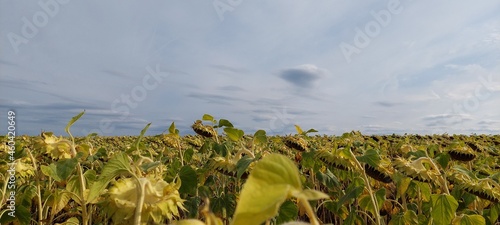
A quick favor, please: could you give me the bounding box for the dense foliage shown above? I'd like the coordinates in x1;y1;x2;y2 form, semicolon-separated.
1;112;499;225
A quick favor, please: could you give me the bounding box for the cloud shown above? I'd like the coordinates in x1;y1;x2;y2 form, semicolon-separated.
211;64;248;74
187;92;248;105
279;64;326;88
422;113;473;127
218;85;245;92
374;101;402;107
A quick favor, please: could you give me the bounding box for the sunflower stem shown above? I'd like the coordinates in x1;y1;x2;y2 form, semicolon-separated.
134;176;147;225
349;148;382;225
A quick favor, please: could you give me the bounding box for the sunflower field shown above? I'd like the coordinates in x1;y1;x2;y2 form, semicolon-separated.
1;111;499;225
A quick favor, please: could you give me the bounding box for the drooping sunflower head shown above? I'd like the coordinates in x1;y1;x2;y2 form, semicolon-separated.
191;120;217;138
316;148;357;172
446;142;476;161
208;156;251;179
364;158;394;183
35;132;72;159
185;135;203;148
162;134;180;149
393;157;440;183
283;136;308;152
447;166;500;202
463;178;500;203
105;177;186;224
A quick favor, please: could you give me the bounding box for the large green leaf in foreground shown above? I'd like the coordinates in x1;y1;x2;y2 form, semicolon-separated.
431;194;459;225
232;154;302;225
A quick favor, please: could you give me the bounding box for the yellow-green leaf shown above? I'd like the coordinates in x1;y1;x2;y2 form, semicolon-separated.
232;154;302;225
452;214;485;225
87;152;133;203
431;194;458;225
172;219;206;225
293;189;329;201
65;110;85;138
294;125;304;135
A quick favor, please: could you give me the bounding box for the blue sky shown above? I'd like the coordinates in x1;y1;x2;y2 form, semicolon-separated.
1;0;500;136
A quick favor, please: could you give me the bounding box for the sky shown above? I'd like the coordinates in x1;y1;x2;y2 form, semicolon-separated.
1;0;500;137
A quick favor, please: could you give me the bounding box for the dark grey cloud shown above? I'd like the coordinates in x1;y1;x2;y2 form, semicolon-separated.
279;64;326;88
374;101;402;107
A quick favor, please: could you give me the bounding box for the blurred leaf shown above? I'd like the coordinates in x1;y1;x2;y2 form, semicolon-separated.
65;110;85;137
294;189;329;201
358;188;385;215
224;127;244;142
356;149;380;168
236;155;254;179
202;114;215;123
57;158;78;180
389;210;418;225
140;161;161;173
184;148;194;163
431;194;458;225
169;122;179;135
0;204;31;224
337;185;364;211
434;153;451;169
41;164;62;182
87;152;133;203
253;130;267;145
316;169;340;190
294;125;304;135
172;219;206;225
232;154;302;225
218;119;234;128
304;129;318;134
451;214;485;225
49;189;72;216
276;200;298;224
393;172;412;199
179;165;198;196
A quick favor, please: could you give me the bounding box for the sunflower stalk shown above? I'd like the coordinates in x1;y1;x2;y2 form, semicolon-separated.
298;196;321;225
133;176;147;225
26;148;44;225
349;148;382;225
60;139;89;225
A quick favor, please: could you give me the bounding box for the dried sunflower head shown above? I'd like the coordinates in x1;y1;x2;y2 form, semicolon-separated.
364;159;393;183
209;156;250;179
162;134;180;149
447;167;500;202
185;135;203;148
105;177;186;224
446;142;476;161
35;132;72;159
316;148;356;172
191;120;216;138
462;179;500;203
393;157;440;183
283;136;308;152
